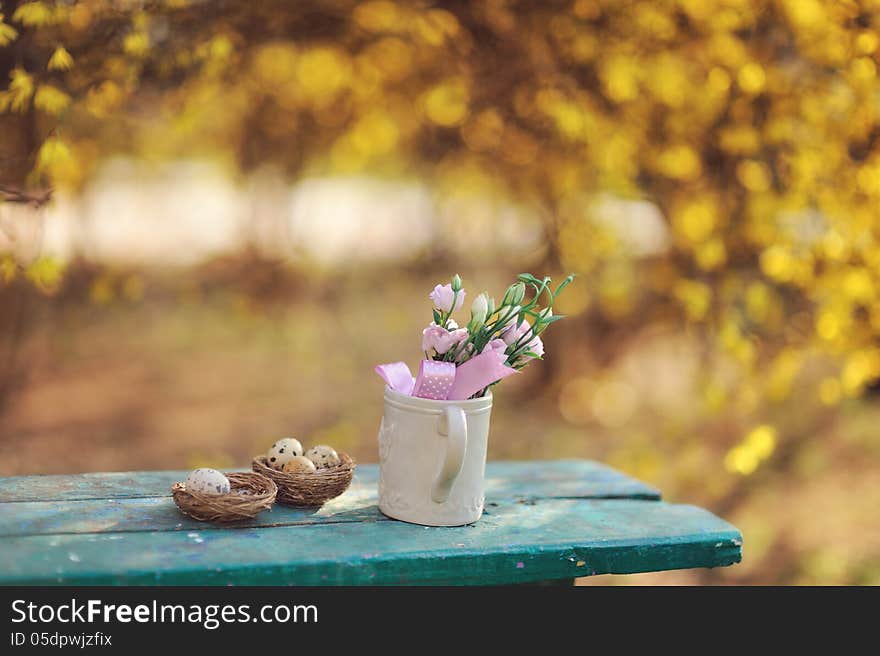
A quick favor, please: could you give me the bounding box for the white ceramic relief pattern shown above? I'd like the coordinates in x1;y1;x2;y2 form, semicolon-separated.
377;417;393;463
380;487;411;512
378;475;411;512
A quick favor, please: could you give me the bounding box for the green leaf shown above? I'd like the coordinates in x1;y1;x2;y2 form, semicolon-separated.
432;308;441;324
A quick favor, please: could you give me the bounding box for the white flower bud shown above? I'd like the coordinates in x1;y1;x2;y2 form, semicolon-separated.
468;293;489;332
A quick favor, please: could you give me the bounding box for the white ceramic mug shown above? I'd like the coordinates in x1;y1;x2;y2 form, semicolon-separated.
377;386;493;526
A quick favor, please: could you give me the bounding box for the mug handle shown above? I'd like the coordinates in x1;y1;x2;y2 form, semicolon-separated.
431;405;467;503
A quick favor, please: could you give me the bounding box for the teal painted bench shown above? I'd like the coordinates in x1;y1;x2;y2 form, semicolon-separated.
0;460;741;585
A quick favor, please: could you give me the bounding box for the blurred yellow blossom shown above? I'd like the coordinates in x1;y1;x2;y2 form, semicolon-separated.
736;160;772;192
47;45;74;71
673;198;718;244
123;31;150;58
12;2;51;27
695;238;727;271
0;14;19;46
725;425;777;475
24;257;64;294
657;145;702;181
422;79;469;127
90;276;114;305
737;62;766;94
0;255;17;283
35;137;74;176
84;81;124;118
415;9;460;45
601;55;640;103
354;1;403;33
34;84;71;115
296;47;351;105
350;111;399;156
675;280;712;321
2;68;34;112
816;310;843;342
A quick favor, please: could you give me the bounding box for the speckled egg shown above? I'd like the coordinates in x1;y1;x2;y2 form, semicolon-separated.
305;445;340;469
185;468;230;495
282;455;317;474
266;437;304;470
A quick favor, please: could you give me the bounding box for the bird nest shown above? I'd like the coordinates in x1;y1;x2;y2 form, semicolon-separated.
171;472;277;522
252;453;355;507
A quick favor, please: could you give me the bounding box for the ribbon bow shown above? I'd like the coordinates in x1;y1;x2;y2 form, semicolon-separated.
375;350;517;401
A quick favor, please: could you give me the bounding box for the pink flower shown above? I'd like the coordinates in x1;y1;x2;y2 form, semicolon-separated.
447;328;469;350
502;318;532;346
429;284;465;313
486;338;508;358
422;323;469;354
526;335;544;358
455;342;475;363
515;335;544;365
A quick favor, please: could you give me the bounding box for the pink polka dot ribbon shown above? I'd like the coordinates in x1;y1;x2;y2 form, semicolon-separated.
446;350;517;400
411;360;456;400
375;352;518;401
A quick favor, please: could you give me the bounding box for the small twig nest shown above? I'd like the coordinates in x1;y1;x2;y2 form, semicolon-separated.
172;472;277;522
252;453;355;507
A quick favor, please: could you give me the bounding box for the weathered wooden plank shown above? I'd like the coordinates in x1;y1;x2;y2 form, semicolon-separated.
0;461;660;537
0;460;659;503
0;491;383;537
0;499;742;585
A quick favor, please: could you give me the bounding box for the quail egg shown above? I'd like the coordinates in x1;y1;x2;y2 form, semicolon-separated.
305;445;341;469
282;455;317;474
185;468;230;495
266;437;304;470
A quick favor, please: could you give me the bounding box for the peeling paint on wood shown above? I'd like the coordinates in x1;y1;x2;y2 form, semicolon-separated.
0;460;659;503
0;460;740;586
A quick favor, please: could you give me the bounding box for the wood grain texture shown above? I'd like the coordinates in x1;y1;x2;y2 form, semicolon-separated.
0;494;383;538
0;460;659;503
0;498;741;585
0;460;740;585
0;461;659;538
